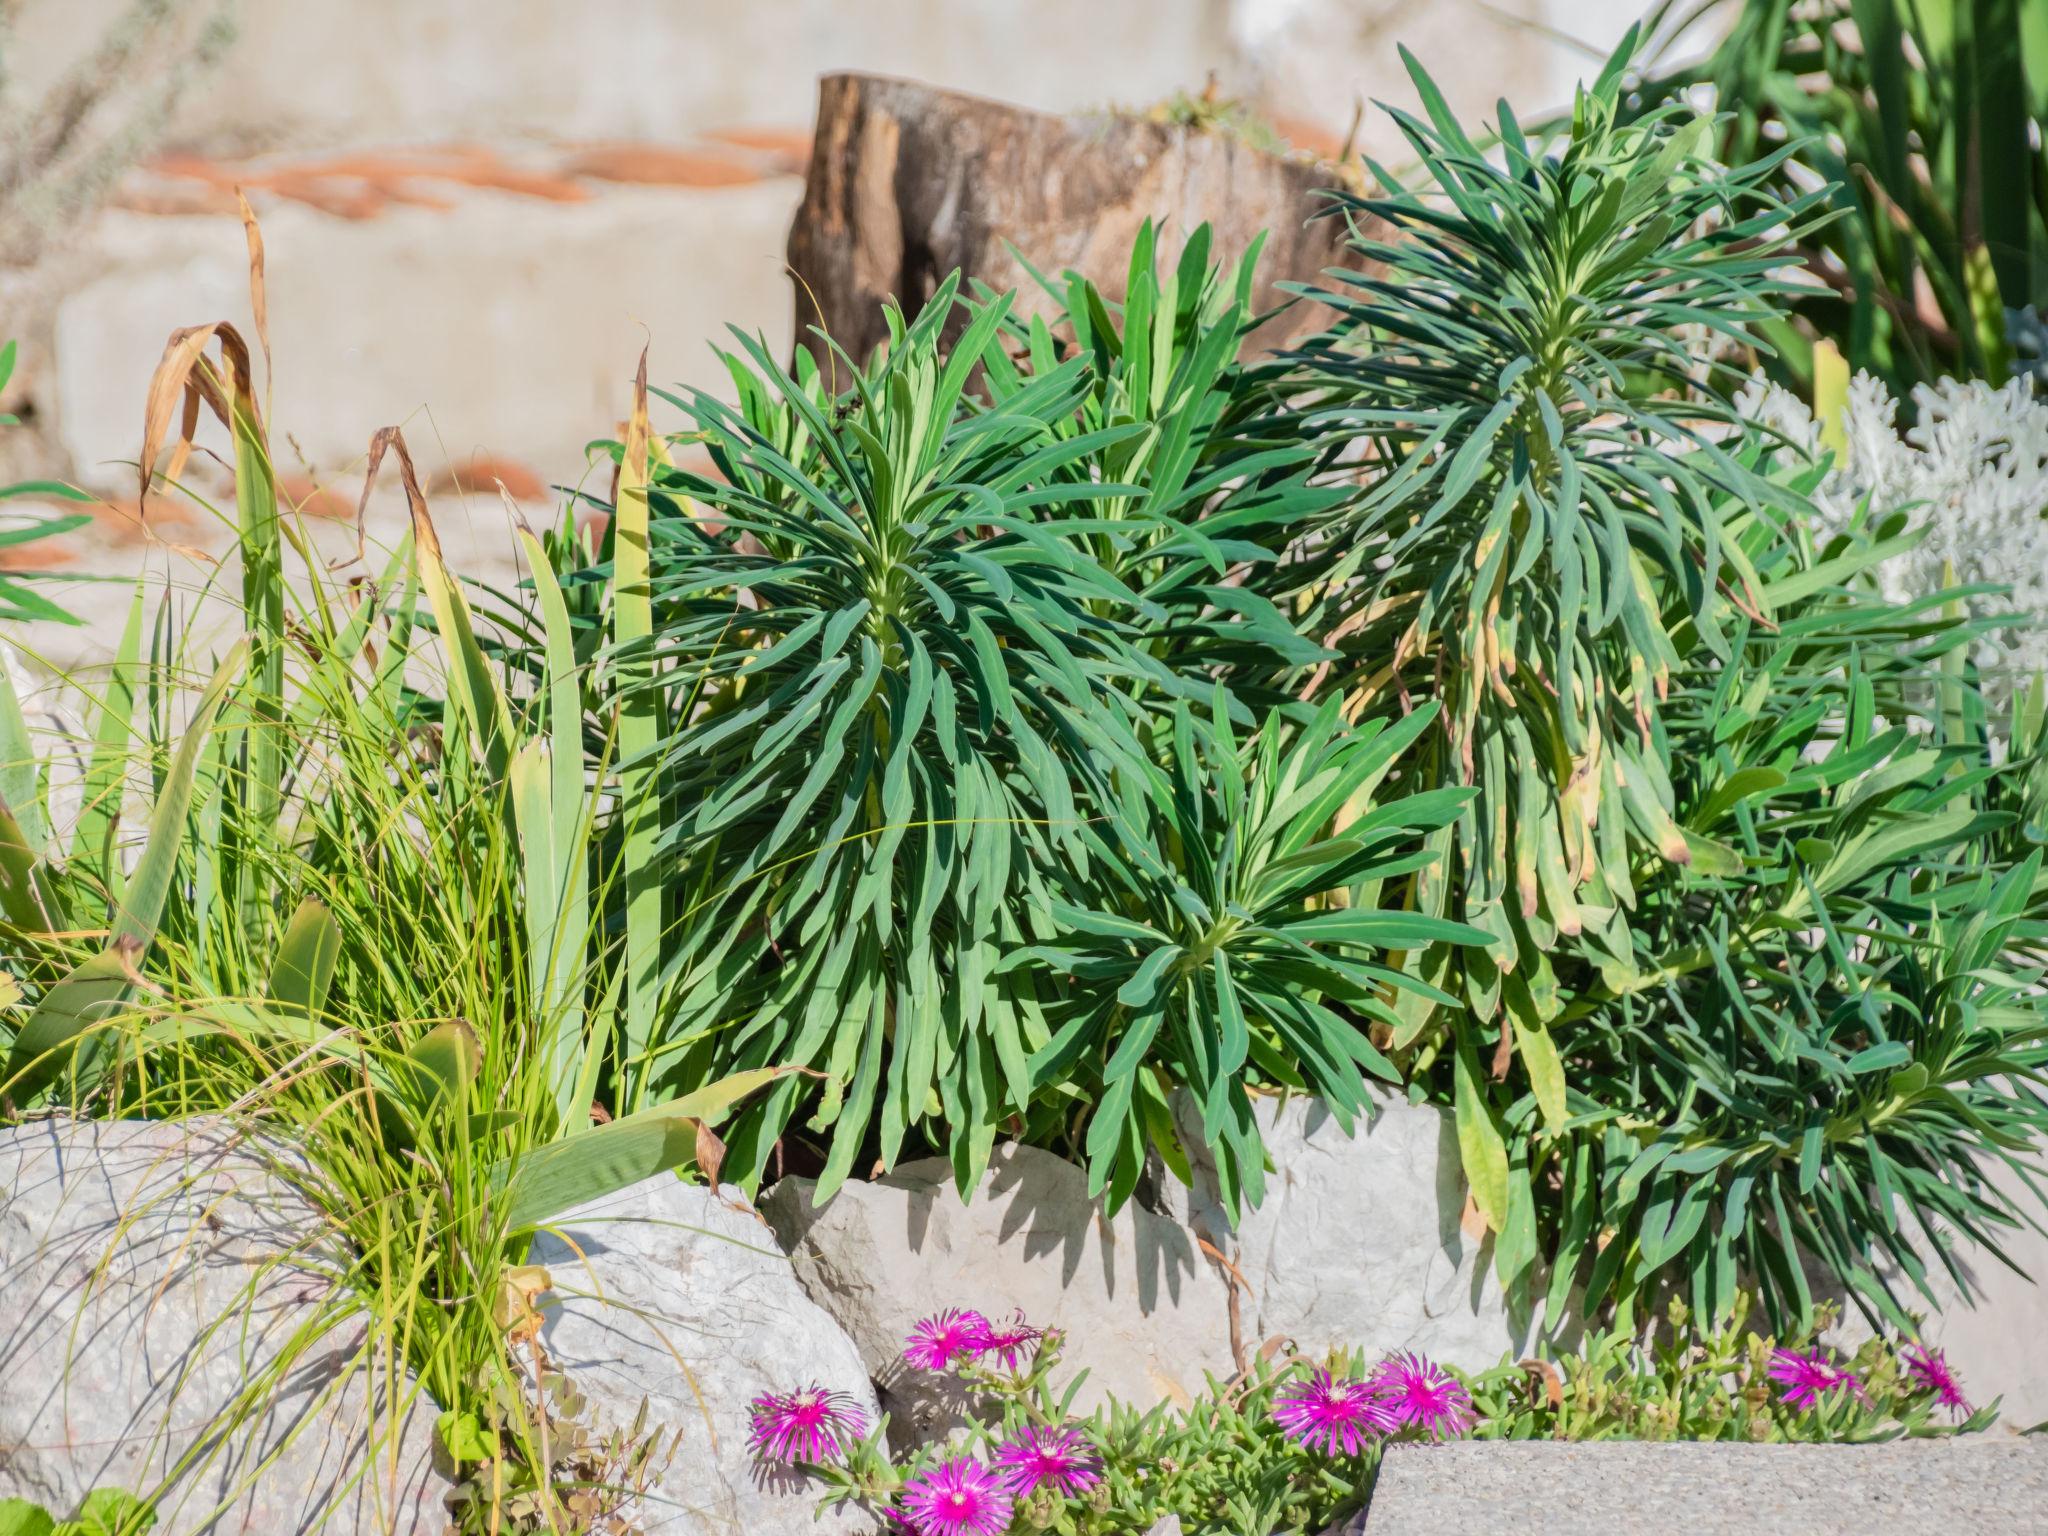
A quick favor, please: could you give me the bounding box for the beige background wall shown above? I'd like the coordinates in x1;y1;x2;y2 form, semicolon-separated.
2;0;1645;683
4;0;1644;508
10;1;1634;157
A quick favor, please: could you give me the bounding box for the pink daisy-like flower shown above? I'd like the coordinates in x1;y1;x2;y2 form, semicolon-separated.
1902;1344;1972;1419
746;1385;867;1465
993;1424;1103;1498
1273;1368;1395;1456
1767;1347;1865;1410
976;1311;1046;1374
903;1308;993;1373
1369;1351;1475;1439
898;1456;1014;1536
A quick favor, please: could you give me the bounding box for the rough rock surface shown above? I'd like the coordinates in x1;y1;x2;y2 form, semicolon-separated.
761;1144;1236;1425
786;72;1359;366
1364;1439;2048;1535
0;1116;443;1534
530;1172;881;1535
1176;1093;1544;1371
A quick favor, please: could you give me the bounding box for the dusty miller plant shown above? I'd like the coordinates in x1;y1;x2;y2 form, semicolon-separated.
1739;369;2048;699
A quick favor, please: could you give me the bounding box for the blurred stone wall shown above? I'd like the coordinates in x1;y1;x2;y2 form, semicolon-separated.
0;0;1642;674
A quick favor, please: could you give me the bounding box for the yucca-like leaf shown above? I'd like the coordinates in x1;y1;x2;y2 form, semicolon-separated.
1279;36;1833;1261
621;278;1182;1199
1032;693;1486;1212
969;222;1342;691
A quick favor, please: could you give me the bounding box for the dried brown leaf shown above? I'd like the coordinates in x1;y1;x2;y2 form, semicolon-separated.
235;187;270;406
1520;1356;1565;1408
353;424;434;572
691;1116;726;1191
137;321;258;512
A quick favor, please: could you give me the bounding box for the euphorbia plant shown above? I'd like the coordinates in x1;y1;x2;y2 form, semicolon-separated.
597;252;1473;1208
1028;692;1484;1212
611;280;1177;1200
1276;32;2048;1330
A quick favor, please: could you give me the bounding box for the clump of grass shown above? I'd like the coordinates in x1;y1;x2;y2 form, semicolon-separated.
0;224;771;1535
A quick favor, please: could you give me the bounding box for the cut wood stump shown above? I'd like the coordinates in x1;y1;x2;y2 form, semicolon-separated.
786;73;1359;367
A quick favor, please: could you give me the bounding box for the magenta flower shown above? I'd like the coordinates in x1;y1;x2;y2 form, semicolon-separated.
898;1456;1013;1536
1273;1368;1394;1456
746;1385;867;1465
1767;1347;1865;1409
977;1311;1046;1373
1902;1344;1972;1418
903;1308;992;1373
993;1424;1103;1498
1369;1351;1475;1439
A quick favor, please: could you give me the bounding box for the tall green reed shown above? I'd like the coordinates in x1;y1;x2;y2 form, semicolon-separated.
0;239;775;1533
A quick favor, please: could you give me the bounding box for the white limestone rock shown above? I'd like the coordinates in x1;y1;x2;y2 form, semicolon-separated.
530;1172;881;1535
1175;1092;1544;1372
0;1116;443;1534
760;1143;1238;1427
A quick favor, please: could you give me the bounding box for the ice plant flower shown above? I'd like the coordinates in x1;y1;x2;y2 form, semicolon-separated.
1272;1368;1393;1455
903;1308;992;1373
898;1456;1013;1536
993;1424;1103;1498
1902;1344;1972;1418
976;1311;1046;1373
746;1385;867;1465
1767;1347;1864;1410
1370;1351;1475;1438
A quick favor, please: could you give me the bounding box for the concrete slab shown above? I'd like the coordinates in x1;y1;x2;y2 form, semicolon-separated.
1365;1438;2048;1536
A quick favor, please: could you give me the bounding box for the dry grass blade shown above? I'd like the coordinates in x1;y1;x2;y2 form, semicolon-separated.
355;424;435;560
235;187;271;415
137;320;259;511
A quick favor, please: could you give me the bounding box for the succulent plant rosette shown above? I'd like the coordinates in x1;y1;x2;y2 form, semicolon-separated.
751;1292;1995;1533
749;1306;1485;1534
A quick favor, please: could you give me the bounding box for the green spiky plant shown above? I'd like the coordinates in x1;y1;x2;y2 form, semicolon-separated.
605;282;1170;1201
966;222;1344;694
1277;35;2048;1328
1025;694;1484;1211
1279;36;1832;1282
1538;577;2048;1332
579;239;1495;1213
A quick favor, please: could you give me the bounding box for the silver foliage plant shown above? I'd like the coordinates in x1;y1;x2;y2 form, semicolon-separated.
1739;370;2048;693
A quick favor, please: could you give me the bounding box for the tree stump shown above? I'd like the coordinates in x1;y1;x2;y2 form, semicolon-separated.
786;73;1357;367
